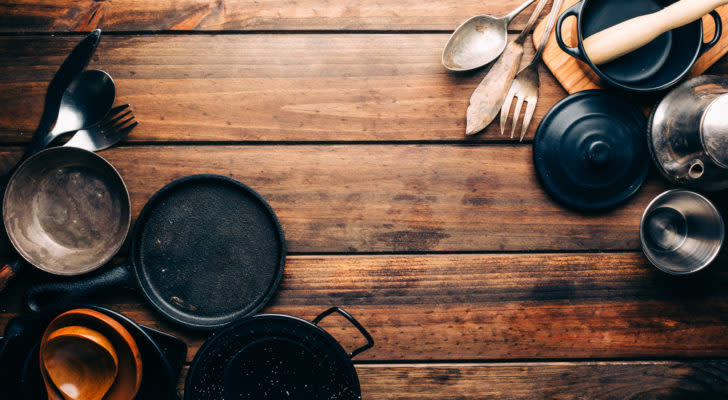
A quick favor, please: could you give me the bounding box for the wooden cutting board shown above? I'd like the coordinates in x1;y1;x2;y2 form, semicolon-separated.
532;1;728;94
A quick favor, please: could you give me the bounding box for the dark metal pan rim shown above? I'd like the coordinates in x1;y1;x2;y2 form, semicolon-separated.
129;174;287;330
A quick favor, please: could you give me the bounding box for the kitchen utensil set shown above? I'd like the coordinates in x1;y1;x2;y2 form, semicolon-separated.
501;0;564;141
465;0;550;136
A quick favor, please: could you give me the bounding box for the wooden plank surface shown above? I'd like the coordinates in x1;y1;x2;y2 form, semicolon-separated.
4;253;728;361
532;1;728;94
0;34;566;143
172;361;728;398
0;145;670;254
0;0;552;32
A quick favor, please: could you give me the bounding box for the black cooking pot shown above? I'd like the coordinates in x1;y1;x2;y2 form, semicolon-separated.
0;304;187;400
185;307;374;400
555;0;722;93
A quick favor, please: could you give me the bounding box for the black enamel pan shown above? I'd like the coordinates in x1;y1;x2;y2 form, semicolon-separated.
185;307;374;400
0;303;187;400
26;174;286;330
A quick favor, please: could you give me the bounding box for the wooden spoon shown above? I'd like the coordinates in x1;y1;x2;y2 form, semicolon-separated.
41;326;118;400
41;309;143;400
584;0;728;65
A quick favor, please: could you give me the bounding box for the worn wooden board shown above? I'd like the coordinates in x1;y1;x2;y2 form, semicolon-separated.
3;253;728;362
171;361;728;398
532;1;728;94
0;0;552;32
0;145;669;254
0;34;566;143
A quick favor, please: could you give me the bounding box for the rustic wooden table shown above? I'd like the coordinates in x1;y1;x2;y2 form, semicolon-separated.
1;0;728;398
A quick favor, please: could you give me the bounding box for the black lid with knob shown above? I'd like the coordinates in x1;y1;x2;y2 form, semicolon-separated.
533;90;649;212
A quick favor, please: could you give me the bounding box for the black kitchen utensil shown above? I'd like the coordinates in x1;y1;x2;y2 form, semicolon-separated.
26;174;286;330
185;307;374;400
533;90;649;211
555;0;721;93
0;304;186;400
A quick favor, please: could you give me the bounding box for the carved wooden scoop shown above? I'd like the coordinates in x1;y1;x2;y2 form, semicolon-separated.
41;326;119;400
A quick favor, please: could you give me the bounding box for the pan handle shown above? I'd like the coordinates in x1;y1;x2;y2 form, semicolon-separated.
0;259;22;294
25;264;133;312
313;307;374;358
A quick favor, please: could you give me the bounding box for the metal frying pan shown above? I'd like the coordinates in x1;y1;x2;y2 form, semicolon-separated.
27;174;286;330
0;147;130;292
185;307;374;400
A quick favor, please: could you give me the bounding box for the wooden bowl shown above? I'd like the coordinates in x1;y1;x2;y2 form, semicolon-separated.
41;308;143;400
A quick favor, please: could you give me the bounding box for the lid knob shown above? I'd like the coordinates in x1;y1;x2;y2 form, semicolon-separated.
587;140;610;166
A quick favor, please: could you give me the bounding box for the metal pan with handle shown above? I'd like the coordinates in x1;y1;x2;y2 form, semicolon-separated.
27;174;286;331
0;146;131;293
185;307;374;400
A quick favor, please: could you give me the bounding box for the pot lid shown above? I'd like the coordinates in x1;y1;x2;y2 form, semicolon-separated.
701;94;728;168
534;90;649;211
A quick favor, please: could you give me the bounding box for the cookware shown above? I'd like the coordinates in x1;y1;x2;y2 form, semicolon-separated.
442;0;537;71
583;0;728;65
648;75;728;191
641;189;724;275
27;174;286;330
0;304;186;400
533;90;649;211
555;0;722;93
0;147;131;293
501;0;564;140
185;307;374;400
65;103;138;152
25;30;101;162
41;326;119;400
41;309;143;400
31;69;116;156
466;0;550;135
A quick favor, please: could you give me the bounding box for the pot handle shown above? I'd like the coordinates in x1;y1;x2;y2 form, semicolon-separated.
699;11;722;57
555;1;586;62
0;259;23;294
25;264;133;312
313;307;374;358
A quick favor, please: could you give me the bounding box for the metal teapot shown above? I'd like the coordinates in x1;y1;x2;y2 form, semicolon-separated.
648;75;728;191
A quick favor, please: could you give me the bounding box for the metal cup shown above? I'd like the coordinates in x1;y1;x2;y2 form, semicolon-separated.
640;189;725;275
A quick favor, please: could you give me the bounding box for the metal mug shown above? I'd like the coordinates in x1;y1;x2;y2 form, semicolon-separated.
640;189;724;275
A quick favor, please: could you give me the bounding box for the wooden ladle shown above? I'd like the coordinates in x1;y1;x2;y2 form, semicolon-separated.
41;326;119;400
41;308;143;400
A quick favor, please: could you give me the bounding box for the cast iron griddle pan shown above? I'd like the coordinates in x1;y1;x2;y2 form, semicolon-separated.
26;174;286;330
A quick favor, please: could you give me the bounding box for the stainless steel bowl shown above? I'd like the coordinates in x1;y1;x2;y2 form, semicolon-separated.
640;189;724;275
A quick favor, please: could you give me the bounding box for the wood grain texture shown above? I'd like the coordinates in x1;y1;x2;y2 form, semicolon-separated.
0;145;669;254
3;253;728;361
532;1;728;94
0;0;552;32
0;34;566;143
172;361;728;398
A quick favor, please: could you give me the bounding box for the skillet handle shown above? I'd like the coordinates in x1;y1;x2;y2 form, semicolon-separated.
555;1;586;62
700;11;722;57
313;307;374;358
25;264;132;312
0;259;22;294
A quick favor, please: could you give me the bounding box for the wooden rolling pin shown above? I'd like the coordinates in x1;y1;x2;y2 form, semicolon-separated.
583;0;728;65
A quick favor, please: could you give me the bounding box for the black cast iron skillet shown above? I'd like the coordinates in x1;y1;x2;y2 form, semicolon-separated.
555;0;722;93
185;307;374;400
26;174;286;330
0;303;187;400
